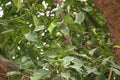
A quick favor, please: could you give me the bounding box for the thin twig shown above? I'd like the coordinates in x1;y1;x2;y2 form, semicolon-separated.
5;0;39;22
107;67;113;80
56;0;72;45
5;14;26;22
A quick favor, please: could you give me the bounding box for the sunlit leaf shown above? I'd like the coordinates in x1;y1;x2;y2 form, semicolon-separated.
71;58;84;68
32;15;40;27
68;58;84;73
113;45;120;48
12;0;23;11
63;56;74;68
112;64;120;70
102;57;112;65
61;72;70;80
56;6;62;17
21;56;28;62
6;71;21;76
77;0;87;2
89;48;97;55
113;68;120;75
34;25;45;31
31;69;49;80
70;65;83;73
0;29;14;34
83;6;93;11
0;0;117;80
85;67;97;75
25;32;38;43
48;22;57;33
75;11;85;24
61;26;70;36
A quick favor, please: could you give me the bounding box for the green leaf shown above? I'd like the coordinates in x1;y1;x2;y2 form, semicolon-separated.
71;58;84;68
0;29;14;34
61;72;70;80
56;6;62;17
25;32;38;43
60;46;76;57
75;11;85;24
61;26;70;36
65;45;76;51
112;68;120;75
63;56;74;68
70;65;83;73
32;15;40;27
68;23;85;34
77;0;87;2
48;22;57;33
0;20;8;25
6;71;21;76
70;58;84;73
64;15;74;24
12;0;23;11
36;4;45;11
31;69;49;80
102;57;112;65
34;25;45;31
89;48;97;55
44;51;57;59
85;67;97;75
21;56;28;62
112;64;120;70
83;6;93;12
113;45;120;48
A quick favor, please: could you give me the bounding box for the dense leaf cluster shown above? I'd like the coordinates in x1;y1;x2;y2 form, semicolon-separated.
0;0;120;80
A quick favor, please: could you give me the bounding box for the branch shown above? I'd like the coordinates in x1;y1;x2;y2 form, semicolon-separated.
86;12;101;28
0;55;30;80
55;0;72;45
107;67;113;80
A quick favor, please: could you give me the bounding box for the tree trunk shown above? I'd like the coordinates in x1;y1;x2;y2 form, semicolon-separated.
92;0;120;79
0;55;30;80
0;55;19;80
92;0;120;61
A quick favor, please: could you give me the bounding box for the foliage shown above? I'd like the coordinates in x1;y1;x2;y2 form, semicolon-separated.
0;0;120;80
